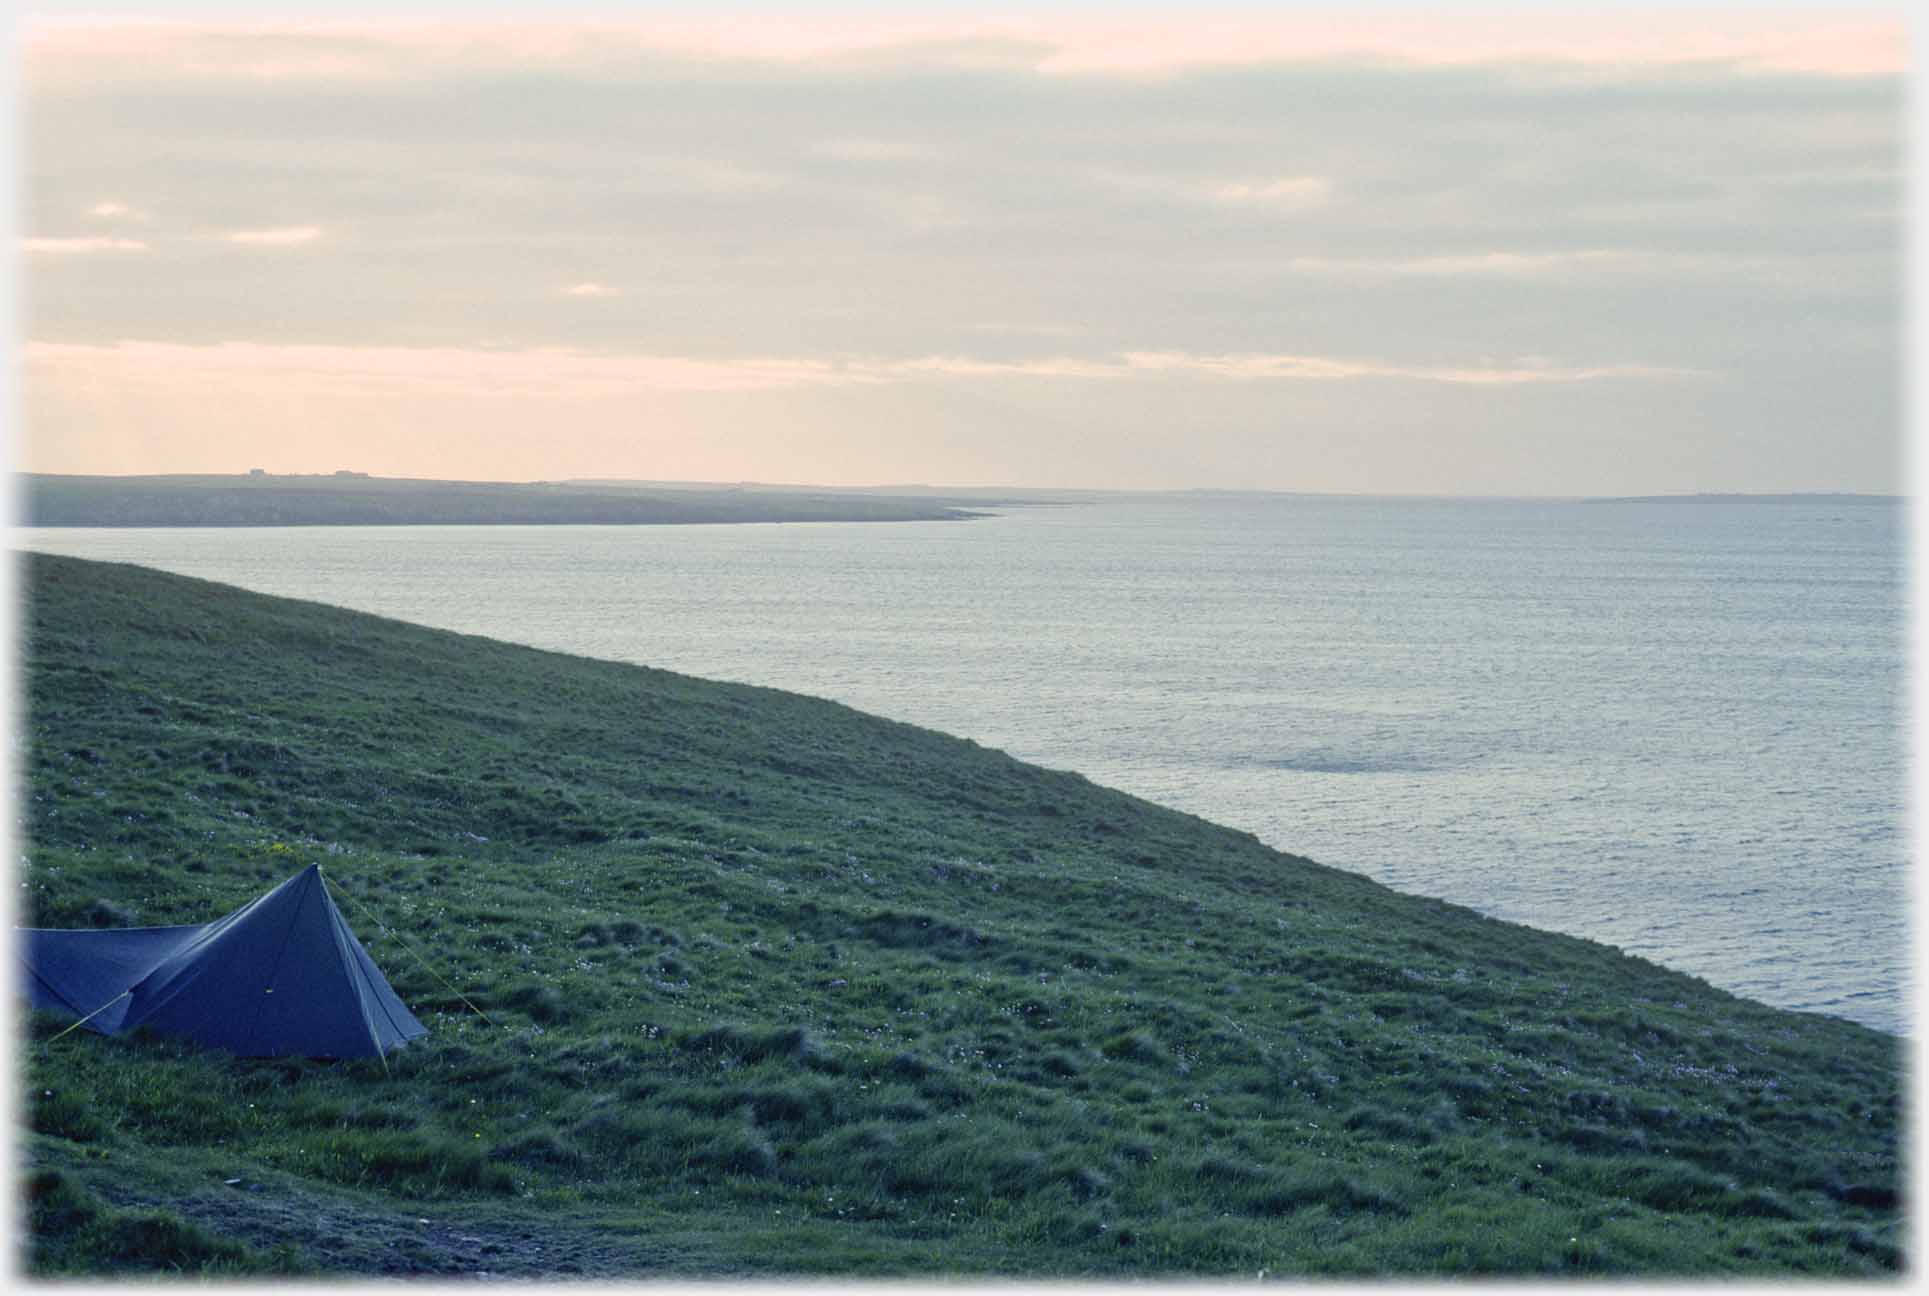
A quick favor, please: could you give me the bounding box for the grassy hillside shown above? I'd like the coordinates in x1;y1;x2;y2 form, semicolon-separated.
22;473;984;527
16;552;1903;1277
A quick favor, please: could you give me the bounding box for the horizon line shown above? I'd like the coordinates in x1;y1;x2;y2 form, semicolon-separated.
14;470;1905;505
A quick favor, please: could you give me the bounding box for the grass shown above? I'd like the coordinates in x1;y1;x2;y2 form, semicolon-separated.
14;551;1906;1276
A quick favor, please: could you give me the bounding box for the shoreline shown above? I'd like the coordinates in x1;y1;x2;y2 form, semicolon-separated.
21;472;1002;528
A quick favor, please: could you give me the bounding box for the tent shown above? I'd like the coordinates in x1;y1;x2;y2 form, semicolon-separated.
18;864;428;1059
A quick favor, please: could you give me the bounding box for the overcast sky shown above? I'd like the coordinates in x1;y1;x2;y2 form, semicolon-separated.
15;9;1905;494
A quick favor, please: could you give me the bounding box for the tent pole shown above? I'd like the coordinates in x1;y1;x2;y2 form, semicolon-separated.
43;988;132;1045
321;869;499;1027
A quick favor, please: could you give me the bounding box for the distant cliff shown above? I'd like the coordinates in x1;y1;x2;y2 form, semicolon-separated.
22;473;988;527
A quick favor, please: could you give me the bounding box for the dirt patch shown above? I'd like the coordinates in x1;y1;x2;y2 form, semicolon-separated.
90;1178;674;1278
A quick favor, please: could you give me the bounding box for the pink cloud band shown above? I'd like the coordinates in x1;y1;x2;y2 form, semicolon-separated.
22;15;1904;84
24;340;1706;399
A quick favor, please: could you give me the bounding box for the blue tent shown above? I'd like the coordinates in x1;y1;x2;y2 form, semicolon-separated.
18;864;427;1059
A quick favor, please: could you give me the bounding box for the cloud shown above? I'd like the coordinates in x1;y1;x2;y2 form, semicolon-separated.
1207;177;1333;210
854;355;1131;381
806;137;927;163
1277;248;1886;295
224;225;324;246
87;200;147;220
1287;251;1609;277
563;282;618;298
961;321;1088;338
20;17;1905;86
1118;351;1704;384
26;341;1703;403
22;236;147;253
25;341;863;399
14;16;1893;494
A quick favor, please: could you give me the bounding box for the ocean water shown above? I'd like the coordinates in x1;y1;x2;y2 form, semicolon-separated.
19;494;1910;1033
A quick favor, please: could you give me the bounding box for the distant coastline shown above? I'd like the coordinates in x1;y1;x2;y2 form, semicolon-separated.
20;474;1901;528
1580;492;1902;506
20;473;1003;528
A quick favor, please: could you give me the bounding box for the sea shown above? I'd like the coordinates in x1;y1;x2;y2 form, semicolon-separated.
19;492;1910;1035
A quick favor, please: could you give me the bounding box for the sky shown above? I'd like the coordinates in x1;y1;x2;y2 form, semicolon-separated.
11;7;1907;495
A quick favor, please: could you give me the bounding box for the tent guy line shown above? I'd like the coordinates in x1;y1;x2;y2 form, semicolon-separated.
42;987;133;1046
322;869;498;1028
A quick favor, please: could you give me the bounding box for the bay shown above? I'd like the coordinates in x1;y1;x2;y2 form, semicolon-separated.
19;493;1908;1033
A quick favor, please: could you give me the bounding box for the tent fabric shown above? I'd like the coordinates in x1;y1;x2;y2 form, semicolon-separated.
19;924;203;1033
17;865;428;1058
